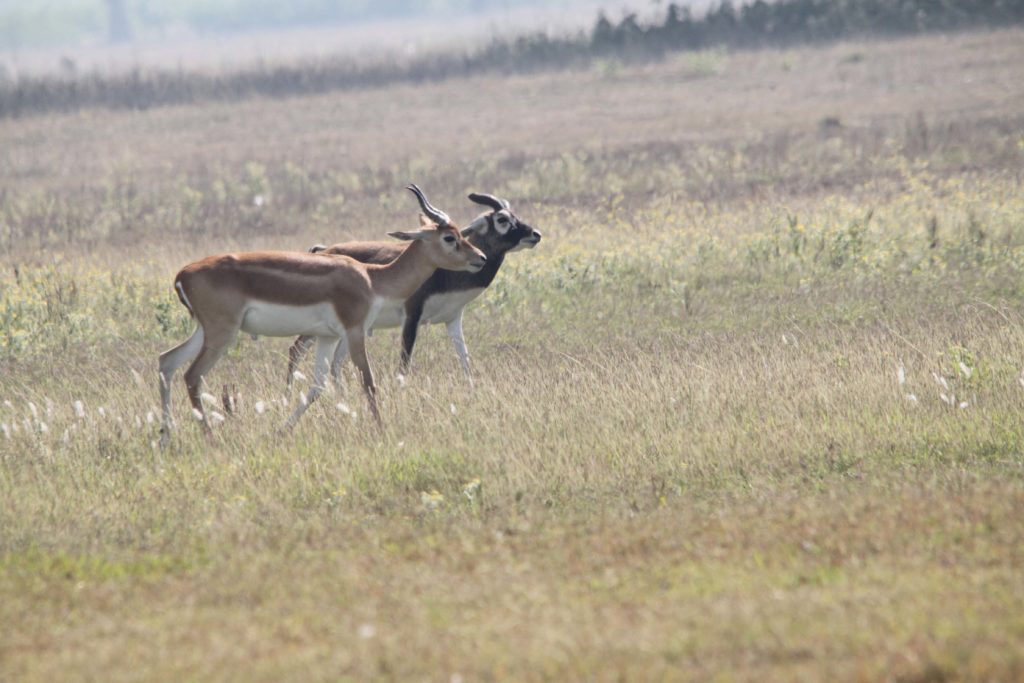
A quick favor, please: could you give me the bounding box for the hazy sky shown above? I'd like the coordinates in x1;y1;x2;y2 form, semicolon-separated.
1;0;721;75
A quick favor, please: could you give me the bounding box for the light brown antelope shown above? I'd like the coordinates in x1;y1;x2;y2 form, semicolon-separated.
158;184;485;442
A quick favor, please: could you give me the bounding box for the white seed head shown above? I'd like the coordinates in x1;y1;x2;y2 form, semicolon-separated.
28;402;38;420
192;408;205;422
462;478;482;501
958;362;972;379
450;403;458;415
209;411;225;425
200;392;217;407
292;371;307;383
421;490;444;510
897;364;906;386
335;402;351;415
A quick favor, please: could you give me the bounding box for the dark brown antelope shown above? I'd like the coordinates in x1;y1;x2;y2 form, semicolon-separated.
287;192;541;387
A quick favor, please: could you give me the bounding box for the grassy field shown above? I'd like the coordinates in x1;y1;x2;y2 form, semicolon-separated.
2;28;1024;681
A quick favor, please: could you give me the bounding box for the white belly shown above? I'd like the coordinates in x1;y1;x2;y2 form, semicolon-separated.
241;301;344;338
421;288;485;324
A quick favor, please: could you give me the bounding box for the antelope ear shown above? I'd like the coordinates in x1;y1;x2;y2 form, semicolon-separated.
461;215;489;236
388;230;430;241
418;213;435;228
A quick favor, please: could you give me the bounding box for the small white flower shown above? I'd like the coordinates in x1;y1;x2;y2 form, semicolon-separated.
897;364;906;386
357;623;376;639
1;423;8;439
449;403;457;415
253;194;265;207
299;392;308;406
939;393;952;405
37;421;48;434
254;401;267;415
462;478;481;501
146;411;155;424
958;401;969;409
98;406;107;418
28;402;38;420
335;402;351;415
292;371;307;383
73;401;86;418
421;490;444;510
396;373;407;388
200;392;217;407
192;408;205;422
958;362;972;379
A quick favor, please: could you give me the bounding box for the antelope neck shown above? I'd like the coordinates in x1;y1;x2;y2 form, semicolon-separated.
364;239;440;300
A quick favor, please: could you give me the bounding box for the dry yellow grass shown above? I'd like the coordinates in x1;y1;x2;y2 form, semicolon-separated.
1;27;1024;682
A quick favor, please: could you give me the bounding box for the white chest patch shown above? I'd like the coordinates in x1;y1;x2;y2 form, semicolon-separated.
241;301;344;338
368;298;407;330
421;288;486;325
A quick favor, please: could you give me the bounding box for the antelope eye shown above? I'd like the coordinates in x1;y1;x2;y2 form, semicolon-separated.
443;234;456;243
496;217;508;224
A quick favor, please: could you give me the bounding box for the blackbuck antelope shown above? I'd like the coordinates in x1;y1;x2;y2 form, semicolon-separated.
286;192;541;386
158;184;486;441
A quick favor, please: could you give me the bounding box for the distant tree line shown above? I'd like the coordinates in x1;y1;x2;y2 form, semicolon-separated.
2;0;1023;118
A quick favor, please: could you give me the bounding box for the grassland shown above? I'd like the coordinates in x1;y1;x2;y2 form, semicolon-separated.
2;28;1024;681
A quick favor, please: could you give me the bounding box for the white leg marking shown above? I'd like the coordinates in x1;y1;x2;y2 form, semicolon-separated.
158;326;204;440
446;311;473;382
286;336;339;428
